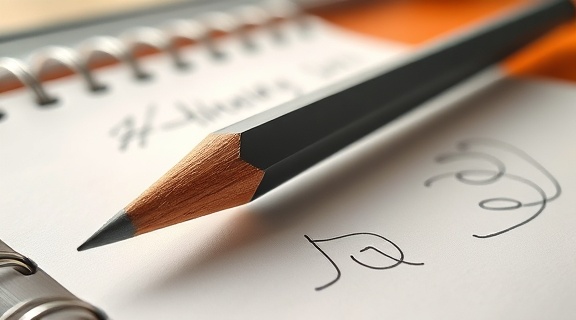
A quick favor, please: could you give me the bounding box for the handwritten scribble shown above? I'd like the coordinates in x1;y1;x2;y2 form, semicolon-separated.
305;232;423;291
109;79;303;150
109;105;156;151
425;138;561;238
161;80;299;131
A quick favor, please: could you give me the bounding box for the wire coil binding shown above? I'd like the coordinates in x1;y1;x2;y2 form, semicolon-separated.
0;244;107;319
0;297;108;320
0;0;307;108
0;251;37;276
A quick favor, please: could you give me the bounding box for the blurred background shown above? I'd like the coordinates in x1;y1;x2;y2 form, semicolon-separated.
2;0;576;85
0;0;183;36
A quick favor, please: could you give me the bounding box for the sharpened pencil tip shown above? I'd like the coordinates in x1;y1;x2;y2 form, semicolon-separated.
77;209;136;251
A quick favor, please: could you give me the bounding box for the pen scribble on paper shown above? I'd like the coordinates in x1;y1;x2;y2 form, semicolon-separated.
107;51;371;151
305;232;423;291
161;101;209;130
425;138;561;238
108;79;303;151
109;105;156;151
161;79;303;131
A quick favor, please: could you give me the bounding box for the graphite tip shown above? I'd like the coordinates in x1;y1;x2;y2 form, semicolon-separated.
77;209;136;251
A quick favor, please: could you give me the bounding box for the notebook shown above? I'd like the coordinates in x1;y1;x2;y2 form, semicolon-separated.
2;0;576;319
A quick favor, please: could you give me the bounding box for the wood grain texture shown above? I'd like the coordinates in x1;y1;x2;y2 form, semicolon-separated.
125;133;264;235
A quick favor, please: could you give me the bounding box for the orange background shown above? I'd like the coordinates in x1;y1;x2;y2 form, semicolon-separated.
315;0;576;83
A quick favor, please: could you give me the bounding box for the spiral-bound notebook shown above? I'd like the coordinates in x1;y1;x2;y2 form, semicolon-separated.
3;0;576;319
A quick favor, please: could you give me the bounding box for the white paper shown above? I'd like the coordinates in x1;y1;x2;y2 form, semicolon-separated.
0;19;415;318
2;18;576;320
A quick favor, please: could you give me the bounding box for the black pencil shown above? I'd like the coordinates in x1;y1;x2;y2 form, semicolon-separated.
78;0;575;251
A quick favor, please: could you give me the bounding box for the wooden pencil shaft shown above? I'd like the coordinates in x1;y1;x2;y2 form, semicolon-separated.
126;134;264;234
219;0;574;198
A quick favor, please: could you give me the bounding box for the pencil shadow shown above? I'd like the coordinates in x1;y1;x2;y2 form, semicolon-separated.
144;75;514;292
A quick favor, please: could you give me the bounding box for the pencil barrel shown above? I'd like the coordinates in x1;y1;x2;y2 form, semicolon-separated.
222;0;575;199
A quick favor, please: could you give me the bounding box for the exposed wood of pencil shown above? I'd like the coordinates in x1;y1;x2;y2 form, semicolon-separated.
125;133;264;235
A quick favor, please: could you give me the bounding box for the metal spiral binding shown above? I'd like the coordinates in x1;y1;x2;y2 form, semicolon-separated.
0;251;37;276
234;5;272;49
0;297;107;320
0;242;107;320
0;0;304;109
76;35;150;80
0;58;58;106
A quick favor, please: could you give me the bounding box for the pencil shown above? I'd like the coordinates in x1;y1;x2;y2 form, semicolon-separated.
78;0;575;251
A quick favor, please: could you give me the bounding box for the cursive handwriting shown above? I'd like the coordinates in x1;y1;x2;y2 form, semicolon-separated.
424;138;561;238
305;232;423;291
109;105;156;151
108;79;301;151
107;51;374;151
160;79;302;131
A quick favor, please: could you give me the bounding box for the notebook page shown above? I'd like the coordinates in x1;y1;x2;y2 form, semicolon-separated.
112;74;576;319
107;73;576;320
0;19;411;318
